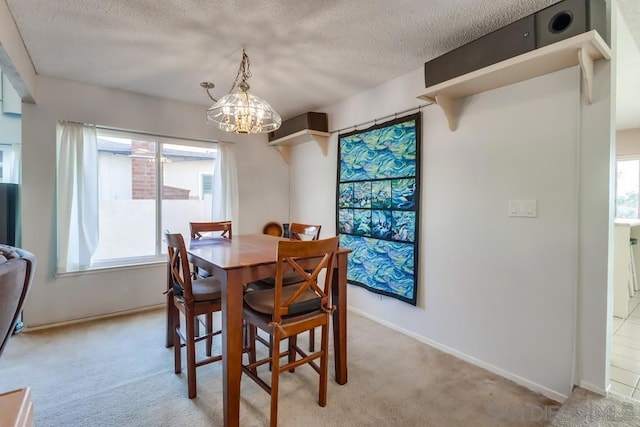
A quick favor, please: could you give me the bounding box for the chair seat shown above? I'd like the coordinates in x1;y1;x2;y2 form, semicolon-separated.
260;271;305;287
192;276;222;301
244;284;321;316
247;271;305;291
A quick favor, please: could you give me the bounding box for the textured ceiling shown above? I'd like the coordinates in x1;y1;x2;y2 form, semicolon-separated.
4;0;639;126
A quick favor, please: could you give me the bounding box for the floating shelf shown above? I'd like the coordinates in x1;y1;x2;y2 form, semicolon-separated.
417;30;611;131
267;129;330;163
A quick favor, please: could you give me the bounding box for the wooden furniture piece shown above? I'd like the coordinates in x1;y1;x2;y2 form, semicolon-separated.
262;222;283;237
249;223;323;351
190;221;233;240
0;388;33;427
252;223;322;287
0;245;36;358
165;232;223;398
189;221;233;278
175;234;350;427
242;237;339;427
416;30;611;131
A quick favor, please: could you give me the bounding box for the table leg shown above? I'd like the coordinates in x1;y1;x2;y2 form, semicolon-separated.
332;252;348;385
221;269;244;427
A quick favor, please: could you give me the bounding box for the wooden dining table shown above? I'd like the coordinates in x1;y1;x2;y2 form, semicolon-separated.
165;233;351;427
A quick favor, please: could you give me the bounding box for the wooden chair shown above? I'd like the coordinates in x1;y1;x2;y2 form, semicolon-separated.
165;231;223;398
251;223;321;289
242;237;339;427
190;220;232;240
188;221;232;355
289;223;321;241
189;221;232;279
248;223;322;351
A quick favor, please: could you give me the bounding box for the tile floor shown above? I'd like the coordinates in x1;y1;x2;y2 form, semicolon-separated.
610;294;640;399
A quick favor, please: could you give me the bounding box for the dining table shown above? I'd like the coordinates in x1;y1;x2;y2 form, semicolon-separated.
165;233;351;427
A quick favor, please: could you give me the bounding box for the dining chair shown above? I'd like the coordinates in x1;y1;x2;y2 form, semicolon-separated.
250;223;321;289
188;221;232;355
242;236;339;427
248;223;322;351
189;221;232;279
165;231;223;398
190;220;232;241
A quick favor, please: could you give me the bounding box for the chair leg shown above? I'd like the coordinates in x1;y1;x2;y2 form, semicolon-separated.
173;307;182;374
249;325;257;373
288;335;297;373
205;313;213;357
270;330;281;427
319;322;329;407
185;310;197;399
309;328;315;352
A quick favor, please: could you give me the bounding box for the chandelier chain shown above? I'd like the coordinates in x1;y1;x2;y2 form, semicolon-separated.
229;48;253;93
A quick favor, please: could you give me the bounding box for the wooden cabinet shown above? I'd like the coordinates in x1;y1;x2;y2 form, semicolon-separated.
0;388;34;427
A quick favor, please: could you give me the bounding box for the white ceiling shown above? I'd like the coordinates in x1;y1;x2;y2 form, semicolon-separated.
4;0;640;128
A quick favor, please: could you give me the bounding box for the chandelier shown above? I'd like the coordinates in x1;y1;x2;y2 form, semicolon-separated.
201;49;281;134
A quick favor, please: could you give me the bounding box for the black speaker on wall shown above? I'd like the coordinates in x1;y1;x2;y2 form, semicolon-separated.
423;0;608;89
535;0;607;48
424;15;535;88
0;183;20;247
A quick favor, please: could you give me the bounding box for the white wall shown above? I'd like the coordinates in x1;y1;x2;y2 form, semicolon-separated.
290;63;612;400
20;75;289;327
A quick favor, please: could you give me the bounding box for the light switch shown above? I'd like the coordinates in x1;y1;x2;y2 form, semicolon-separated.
508;199;537;218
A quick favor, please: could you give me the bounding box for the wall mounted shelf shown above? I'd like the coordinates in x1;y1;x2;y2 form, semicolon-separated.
416;30;611;131
267;129;330;163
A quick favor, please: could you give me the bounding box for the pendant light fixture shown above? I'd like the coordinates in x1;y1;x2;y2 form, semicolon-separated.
201;49;281;134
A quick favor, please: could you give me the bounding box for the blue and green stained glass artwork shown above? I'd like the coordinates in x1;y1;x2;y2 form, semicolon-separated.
337;113;421;305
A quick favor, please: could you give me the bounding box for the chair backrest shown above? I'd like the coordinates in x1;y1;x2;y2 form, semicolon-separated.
165;232;195;304
273;237;338;322
189;221;232;240
0;245;36;359
289;223;321;241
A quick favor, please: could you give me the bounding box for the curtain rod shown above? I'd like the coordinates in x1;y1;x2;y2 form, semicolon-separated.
59;120;223;145
329;102;434;135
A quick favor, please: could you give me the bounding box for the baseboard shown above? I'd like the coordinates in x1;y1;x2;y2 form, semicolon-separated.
23;304;165;332
578;380;608;396
348;307;569;403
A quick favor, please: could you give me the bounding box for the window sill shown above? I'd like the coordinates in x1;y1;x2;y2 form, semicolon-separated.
55;257;166;278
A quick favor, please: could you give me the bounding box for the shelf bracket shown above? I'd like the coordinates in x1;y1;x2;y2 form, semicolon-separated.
578;48;594;104
268;129;330;164
435;94;457;131
273;145;291;163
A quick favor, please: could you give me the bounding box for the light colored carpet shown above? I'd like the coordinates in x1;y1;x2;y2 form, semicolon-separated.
550;387;640;426
0;308;572;426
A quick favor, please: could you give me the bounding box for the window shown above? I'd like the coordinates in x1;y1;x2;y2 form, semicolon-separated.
616;158;640;219
57;125;217;272
0;144;20;184
201;173;213;198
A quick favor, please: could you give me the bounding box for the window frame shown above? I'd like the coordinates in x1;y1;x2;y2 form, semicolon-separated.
57;125;217;274
615;155;640;219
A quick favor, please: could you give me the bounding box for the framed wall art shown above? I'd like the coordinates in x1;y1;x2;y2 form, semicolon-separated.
337;112;421;305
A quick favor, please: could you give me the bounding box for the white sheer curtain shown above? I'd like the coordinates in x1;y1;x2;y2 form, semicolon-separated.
1;144;21;183
57;123;99;271
211;142;239;229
